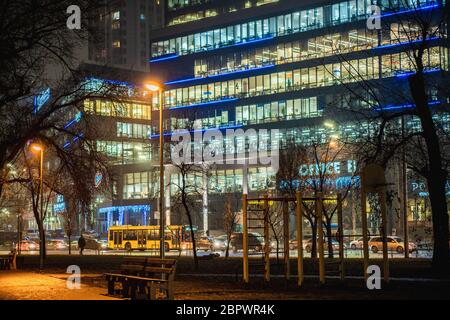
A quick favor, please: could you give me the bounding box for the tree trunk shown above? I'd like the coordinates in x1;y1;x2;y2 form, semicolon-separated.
38;221;46;271
325;218;334;258
409;73;449;274
68;234;71;255
311;221;317;258
427;175;449;274
225;238;231;258
184;202;198;270
275;237;280;262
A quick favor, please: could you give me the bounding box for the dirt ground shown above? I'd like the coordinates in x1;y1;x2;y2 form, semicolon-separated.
1;270;448;300
2;255;449;300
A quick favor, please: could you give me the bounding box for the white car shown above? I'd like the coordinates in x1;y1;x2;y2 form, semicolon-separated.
349;237;364;250
212;235;228;251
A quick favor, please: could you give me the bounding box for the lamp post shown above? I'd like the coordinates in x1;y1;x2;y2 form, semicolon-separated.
30;143;44;271
145;82;165;258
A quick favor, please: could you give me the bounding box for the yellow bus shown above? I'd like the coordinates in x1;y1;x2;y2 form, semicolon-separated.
107;225;195;252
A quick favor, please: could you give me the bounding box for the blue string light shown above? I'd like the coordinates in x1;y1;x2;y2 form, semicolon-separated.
395;68;441;78
375;100;441;111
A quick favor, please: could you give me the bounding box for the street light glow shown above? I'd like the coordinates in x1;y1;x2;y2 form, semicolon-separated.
324;121;335;128
145;81;163;92
30;144;44;153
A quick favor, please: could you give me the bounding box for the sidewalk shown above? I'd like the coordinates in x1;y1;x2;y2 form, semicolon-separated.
0;271;119;300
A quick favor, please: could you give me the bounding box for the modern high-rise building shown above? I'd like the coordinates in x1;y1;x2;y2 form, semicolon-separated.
145;0;449;233
88;0;165;72
36;64;160;235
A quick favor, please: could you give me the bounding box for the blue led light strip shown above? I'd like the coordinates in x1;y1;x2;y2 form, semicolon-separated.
150;36;274;62
169;97;238;110
395;68;441;78
149;3;438;62
373;36;440;50
151;123;244;139
149;53;179;63
98;205;150;214
225;36;274;49
380;3;440;18
165;64;276;85
85;77;133;87
63;133;85;149
375;100;441;111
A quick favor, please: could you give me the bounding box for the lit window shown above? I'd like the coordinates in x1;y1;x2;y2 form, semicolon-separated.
113;40;121;48
112;21;120;29
112;11;120;21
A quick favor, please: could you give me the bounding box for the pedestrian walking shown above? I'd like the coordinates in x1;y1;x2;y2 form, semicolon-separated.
78;234;86;255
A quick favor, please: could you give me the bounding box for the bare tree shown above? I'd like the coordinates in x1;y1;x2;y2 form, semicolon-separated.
60;193;77;255
277;139;358;258
0;1;108;196
327;3;449;272
223;193;239;258
170;161;203;269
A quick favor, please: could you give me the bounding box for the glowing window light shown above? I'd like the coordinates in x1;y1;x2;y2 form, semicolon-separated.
164;64;275;85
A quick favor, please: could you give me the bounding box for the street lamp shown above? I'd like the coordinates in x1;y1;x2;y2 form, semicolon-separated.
145;81;166;259
30;143;44;271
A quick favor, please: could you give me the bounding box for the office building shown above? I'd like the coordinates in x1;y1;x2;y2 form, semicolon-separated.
145;0;449;233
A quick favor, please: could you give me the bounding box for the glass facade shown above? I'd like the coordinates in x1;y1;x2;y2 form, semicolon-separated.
96;140;152;164
236;96;321;125
152;0;438;58
115;0;449;231
117;122;152;139
164;47;446;108
84;99;152;120
124;171;160;200
167;0;279;26
194;27;379;77
171;109;229;130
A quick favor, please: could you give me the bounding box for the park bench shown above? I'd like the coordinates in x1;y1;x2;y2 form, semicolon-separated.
104;257;177;300
0;250;17;270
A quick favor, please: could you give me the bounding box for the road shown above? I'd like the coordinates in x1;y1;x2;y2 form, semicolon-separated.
0;247;432;258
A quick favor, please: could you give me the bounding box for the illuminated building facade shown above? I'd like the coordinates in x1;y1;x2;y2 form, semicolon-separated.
88;0;164;72
145;0;449;232
41;68;161;234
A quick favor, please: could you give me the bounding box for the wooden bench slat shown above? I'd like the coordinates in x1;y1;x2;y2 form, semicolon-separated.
121;264;146;270
123;257;147;262
145;258;176;265
105;257;177;300
143;267;174;274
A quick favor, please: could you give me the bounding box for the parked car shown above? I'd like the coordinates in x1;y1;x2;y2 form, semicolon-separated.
85;238;102;251
289;235;313;250
70;238;101;251
229;232;264;252
212;235;228;251
46;239;68;250
195;236;213;251
368;236;416;254
350;237;364;250
82;230;99;238
98;239;108;250
70;240;79;250
17;240;39;251
302;238;346;253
